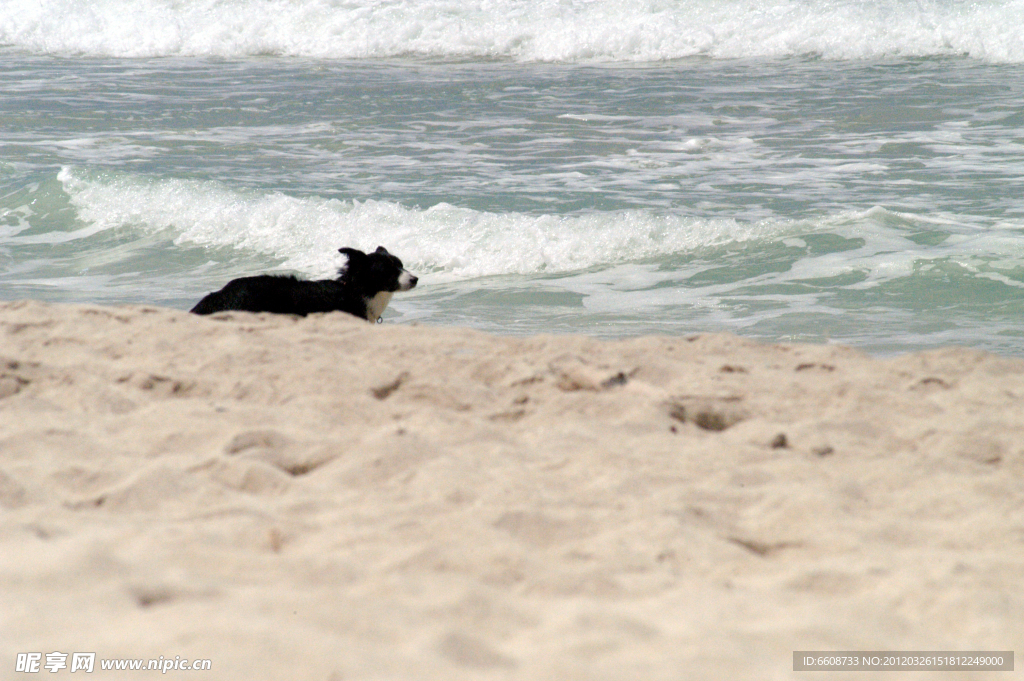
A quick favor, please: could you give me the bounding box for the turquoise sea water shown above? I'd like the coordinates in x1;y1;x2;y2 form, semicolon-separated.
3;0;1024;355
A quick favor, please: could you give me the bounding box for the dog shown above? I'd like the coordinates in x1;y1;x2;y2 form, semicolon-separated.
190;246;417;322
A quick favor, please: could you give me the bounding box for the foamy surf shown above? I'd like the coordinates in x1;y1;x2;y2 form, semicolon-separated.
57;169;1024;277
56;167;792;280
3;0;1024;62
51;167;1024;311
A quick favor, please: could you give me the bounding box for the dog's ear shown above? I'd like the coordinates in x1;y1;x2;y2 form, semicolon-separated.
339;247;366;261
338;248;367;276
374;246;390;255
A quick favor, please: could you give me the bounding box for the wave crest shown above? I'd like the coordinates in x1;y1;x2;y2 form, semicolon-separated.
4;0;1024;62
56;167;785;279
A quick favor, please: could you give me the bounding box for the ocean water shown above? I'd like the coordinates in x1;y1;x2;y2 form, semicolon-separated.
3;0;1024;355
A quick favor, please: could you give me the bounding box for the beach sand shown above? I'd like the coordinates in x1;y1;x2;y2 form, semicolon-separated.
1;300;1021;679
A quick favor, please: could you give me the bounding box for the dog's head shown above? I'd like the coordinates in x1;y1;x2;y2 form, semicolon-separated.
338;246;418;293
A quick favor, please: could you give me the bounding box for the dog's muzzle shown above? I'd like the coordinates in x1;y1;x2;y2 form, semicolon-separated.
399;271;418;291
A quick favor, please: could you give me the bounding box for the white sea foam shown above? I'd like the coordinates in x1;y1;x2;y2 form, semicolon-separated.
3;0;1024;62
56;167;791;280
55;168;1024;293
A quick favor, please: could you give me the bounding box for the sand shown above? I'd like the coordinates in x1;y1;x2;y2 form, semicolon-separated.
1;299;1021;679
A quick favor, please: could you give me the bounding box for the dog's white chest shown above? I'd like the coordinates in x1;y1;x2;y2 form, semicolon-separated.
366;291;394;321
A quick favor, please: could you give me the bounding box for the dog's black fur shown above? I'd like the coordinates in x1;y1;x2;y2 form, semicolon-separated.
190;246;417;321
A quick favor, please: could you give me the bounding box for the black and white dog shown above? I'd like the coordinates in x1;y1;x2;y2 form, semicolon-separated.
190;246;418;322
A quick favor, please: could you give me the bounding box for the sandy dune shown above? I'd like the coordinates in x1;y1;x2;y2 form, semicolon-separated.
1;300;1020;679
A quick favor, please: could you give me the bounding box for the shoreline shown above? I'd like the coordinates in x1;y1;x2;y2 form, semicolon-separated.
2;300;1021;679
